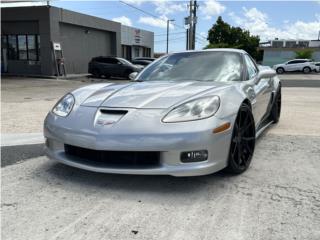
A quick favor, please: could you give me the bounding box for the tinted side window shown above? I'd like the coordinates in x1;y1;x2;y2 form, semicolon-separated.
103;58;118;64
288;60;305;64
244;55;258;80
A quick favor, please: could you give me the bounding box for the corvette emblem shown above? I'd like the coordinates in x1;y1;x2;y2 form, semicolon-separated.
96;119;116;125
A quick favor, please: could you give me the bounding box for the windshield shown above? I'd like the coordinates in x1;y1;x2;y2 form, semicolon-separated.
118;58;133;65
138;51;243;82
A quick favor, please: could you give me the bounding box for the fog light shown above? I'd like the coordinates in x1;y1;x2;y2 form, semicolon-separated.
181;150;208;163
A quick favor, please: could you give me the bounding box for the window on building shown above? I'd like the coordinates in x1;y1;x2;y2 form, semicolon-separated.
7;35;18;60
27;35;37;60
142;47;151;57
285;41;297;48
134;47;140;58
2;34;40;61
18;35;27;60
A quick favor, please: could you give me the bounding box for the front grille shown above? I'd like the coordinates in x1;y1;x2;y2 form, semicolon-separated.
64;144;160;168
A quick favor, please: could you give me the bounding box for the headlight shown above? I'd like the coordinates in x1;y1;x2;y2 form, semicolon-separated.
162;96;220;123
52;93;75;117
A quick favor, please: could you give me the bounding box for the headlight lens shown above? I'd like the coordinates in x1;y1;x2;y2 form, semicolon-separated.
162;96;220;123
52;93;75;117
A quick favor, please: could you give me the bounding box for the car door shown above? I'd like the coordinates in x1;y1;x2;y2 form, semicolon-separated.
98;57;113;75
244;54;272;127
287;60;305;71
112;58;126;76
285;60;296;72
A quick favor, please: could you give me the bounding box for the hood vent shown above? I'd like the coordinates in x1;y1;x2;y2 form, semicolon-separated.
100;109;128;115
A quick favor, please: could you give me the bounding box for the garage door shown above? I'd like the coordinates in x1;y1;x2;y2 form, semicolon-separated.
60;23;113;74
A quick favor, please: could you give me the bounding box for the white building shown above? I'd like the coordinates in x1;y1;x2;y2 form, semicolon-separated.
259;39;320;66
121;25;154;60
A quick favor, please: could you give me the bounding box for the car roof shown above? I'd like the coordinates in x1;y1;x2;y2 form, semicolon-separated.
288;59;311;61
169;48;247;55
93;56;117;59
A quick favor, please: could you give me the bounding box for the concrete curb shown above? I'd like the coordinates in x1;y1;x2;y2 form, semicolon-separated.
1;133;44;147
1;143;45;167
1;133;45;167
282;79;320;87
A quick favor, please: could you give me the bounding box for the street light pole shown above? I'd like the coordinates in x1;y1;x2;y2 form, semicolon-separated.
166;19;175;54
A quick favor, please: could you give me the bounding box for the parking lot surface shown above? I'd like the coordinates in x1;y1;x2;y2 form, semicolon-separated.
1;75;320;240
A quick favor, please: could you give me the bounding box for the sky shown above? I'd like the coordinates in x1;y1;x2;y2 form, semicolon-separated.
3;0;320;52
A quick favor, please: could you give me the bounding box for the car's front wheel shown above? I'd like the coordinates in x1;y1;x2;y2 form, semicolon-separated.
226;103;255;174
92;69;101;78
276;67;285;74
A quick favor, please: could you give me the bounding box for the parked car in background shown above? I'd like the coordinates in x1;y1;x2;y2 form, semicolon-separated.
133;57;156;62
314;62;320;72
131;59;152;67
273;59;317;74
88;56;143;79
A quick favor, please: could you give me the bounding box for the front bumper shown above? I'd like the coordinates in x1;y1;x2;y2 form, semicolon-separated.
44;107;234;176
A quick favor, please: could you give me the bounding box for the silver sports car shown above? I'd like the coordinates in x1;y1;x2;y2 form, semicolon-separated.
44;49;281;176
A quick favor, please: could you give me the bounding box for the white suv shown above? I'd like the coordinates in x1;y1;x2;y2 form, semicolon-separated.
273;59;317;74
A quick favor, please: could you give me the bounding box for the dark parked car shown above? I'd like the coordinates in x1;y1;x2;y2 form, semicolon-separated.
89;56;143;78
131;59;152;67
133;57;156;62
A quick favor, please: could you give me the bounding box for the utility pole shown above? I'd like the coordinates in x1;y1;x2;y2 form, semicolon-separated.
192;0;198;50
166;19;175;54
188;1;193;50
185;0;198;50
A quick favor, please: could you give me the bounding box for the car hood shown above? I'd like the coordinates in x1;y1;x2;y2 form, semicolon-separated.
80;81;229;109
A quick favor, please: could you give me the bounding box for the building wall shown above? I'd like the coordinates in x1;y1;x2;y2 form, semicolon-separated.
48;7;121;75
1;6;122;76
262;49;320;66
1;6;52;75
121;25;154;59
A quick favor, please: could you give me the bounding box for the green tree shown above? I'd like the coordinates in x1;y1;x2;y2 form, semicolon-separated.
295;49;314;59
206;16;261;60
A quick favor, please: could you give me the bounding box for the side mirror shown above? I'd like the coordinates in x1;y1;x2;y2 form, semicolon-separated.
255;68;276;84
129;72;138;80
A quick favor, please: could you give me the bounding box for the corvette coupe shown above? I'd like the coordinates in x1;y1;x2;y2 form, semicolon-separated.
44;49;281;176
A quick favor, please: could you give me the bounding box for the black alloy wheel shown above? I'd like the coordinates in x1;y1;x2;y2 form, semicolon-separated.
226;104;256;174
303;67;311;74
271;87;281;123
276;68;284;74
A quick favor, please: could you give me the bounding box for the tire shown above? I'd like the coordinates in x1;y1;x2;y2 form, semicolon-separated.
276;67;284;74
225;103;256;174
270;86;281;123
92;69;101;78
104;73;111;79
124;70;133;79
303;67;311;74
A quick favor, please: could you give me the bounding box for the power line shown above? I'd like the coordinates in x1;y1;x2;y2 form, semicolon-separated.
119;1;186;30
119;0;205;39
155;36;185;43
155;31;185;36
119;0;206;46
